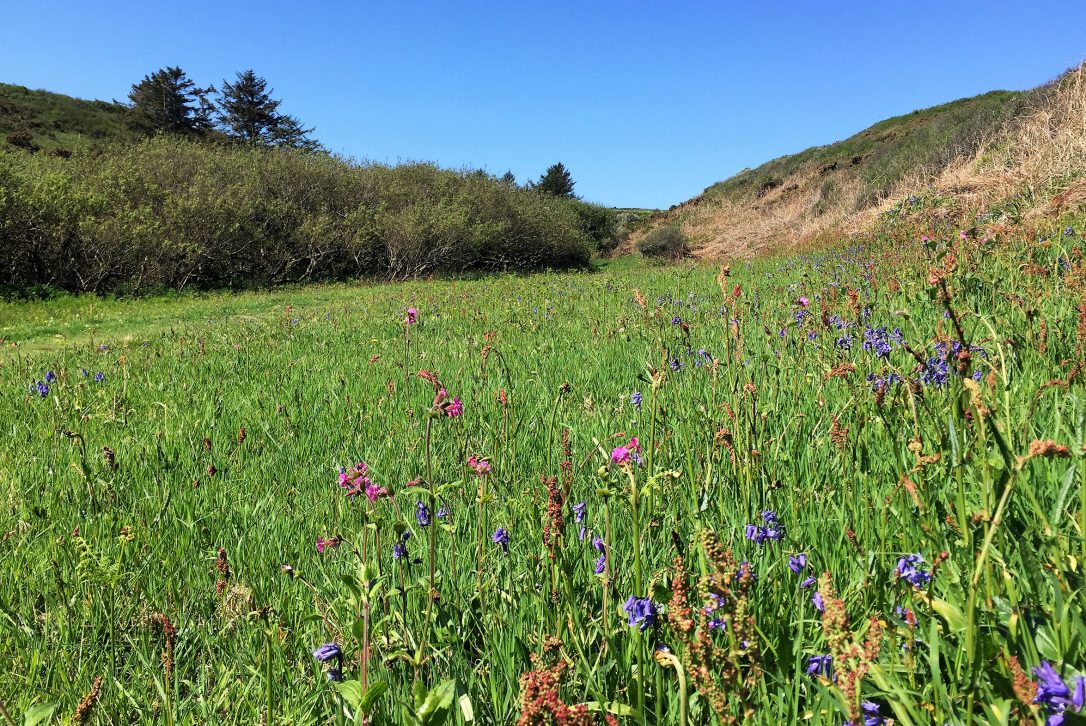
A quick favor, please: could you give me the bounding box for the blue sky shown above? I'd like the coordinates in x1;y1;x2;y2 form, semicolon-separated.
3;1;1084;208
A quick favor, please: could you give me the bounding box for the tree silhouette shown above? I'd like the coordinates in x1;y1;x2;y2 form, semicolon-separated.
127;66;214;136
536;162;576;198
217;70;318;150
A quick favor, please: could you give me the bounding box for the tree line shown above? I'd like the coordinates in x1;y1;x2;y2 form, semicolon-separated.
126;66;318;150
124;66;584;202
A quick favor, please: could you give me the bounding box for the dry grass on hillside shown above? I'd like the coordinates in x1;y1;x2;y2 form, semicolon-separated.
631;63;1086;261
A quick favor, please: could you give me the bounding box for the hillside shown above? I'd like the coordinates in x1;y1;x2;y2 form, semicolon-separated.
635;63;1086;259
0;82;133;152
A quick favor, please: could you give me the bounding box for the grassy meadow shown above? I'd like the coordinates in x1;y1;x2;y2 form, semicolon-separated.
4;207;1086;725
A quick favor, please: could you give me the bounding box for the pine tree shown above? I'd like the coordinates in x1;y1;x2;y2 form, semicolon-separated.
216;70;318;150
499;170;517;187
536;163;576;198
127;67;214;136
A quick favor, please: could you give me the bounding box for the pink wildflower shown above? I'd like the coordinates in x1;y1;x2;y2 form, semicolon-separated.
797;296;809;307
611;436;641;465
467;454;491;476
339;462;372;498
406;307;418;325
316;536;341;554
364;481;390;502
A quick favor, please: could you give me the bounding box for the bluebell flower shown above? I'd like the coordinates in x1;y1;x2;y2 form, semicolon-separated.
34;381;49;398
94;372;105;382
704;592;727;629
44;371;56;383
313;642;342;662
1032;661;1086;724
895;554;931;588
436;506;449;519
1065;226;1075;236
492;527;510;554
806;654;833;679
745;511;785;544
313;642;344;682
789;553;808;573
81;369;89;377
623;596;656;632
859;700;885;726
573;502;586;523
630;391;643;408
671;316;682;325
415;500;431;527
811;592;824;613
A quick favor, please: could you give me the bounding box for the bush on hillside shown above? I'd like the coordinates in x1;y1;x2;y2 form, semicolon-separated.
0;138;599;293
636;224;688;259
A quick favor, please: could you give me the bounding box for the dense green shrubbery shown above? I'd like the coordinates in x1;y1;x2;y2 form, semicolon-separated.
636;223;688;258
0;138;610;292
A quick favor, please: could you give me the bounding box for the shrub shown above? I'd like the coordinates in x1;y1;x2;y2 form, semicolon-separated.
0;138;594;293
636;224;688;259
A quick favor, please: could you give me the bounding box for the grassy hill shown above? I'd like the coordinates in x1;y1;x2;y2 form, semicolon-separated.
0;82;132;152
633;63;1086;259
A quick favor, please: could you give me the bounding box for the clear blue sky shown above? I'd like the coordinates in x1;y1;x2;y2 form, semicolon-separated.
3;1;1084;208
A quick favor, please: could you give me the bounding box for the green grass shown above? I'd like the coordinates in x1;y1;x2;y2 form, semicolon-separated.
0;82;133;152
3;209;1086;725
704;90;1031;204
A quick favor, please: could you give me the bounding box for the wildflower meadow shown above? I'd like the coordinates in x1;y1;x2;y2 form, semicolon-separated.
4;211;1086;724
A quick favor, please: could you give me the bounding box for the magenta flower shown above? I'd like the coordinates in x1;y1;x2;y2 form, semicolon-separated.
467;454;491;476
797;296;810;308
316;536;340;554
611;436;641;465
446;396;463;418
406;307;418;325
433;388;464;418
364;481;390;502
339;462;373;498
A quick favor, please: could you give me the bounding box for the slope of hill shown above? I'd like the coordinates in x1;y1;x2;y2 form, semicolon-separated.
0;82;132;152
634;63;1086;259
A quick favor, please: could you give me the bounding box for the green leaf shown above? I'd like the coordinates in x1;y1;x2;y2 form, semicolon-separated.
417;679;456;725
359;681;389;714
582;701;635;716
930;597;967;634
335;680;364;710
458;693;474;722
23;704;57;726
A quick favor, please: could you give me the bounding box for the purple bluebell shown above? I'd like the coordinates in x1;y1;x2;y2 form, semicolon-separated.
811;592;824;613
1032;661;1086;724
704;592;727;630
573;502;586;523
789;553;808;573
895;554;931;588
312;642;343;682
44;371;56;383
623;596;656;632
492;527;510;554
630;391;643;408
806;654;833;679
859;700;885;726
415;500;431;527
34;381;49;398
745;511;785;545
